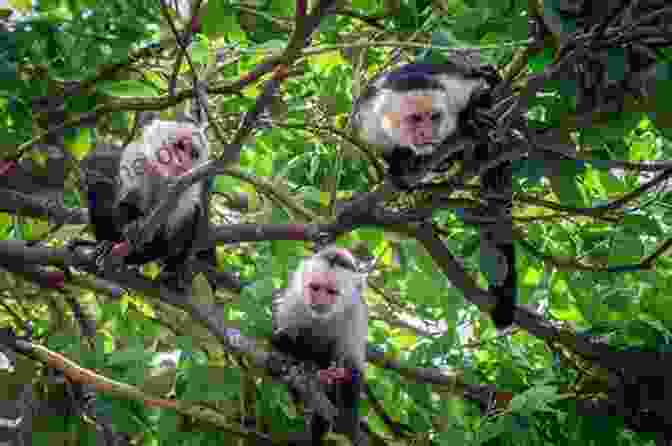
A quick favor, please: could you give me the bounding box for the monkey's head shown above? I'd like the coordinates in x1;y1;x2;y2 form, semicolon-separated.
353;63;486;156
293;247;365;319
117;120;210;235
139;120;209;178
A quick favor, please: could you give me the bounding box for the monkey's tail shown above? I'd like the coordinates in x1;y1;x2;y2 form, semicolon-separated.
488;242;517;329
481;154;517;330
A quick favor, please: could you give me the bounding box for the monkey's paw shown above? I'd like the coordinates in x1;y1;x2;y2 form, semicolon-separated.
317;367;352;385
67;239;125;272
94;241;127;271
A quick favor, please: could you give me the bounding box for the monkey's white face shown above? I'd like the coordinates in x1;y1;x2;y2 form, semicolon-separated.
355;72;484;157
381;90;457;151
388;91;458;155
298;248;362;319
374;89;457;156
303;270;342;318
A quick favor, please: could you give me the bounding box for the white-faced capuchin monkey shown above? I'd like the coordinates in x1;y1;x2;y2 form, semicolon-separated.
351;62;516;329
80;120;216;290
272;247;368;445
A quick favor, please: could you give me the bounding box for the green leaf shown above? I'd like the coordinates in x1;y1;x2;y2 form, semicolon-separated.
509;385;562;415
438;426;468;445
107;345;154;367
354;228;385;248
528;47;554;73
622;214;662;236
97;80;160;98
474;417;509;444
183;364;242;401
352;0;379;10
548;171;586;208
8;0;31;12
63;126;93;161
202;1;245;41
188;35;211;66
310;51;347;76
608;232;644;264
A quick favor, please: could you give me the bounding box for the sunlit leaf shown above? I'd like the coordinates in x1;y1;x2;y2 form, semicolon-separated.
63;127;92;161
97;80;160;98
201;2;245;41
309;51;347;75
22;217;50;241
188;35;211;66
8;0;30;12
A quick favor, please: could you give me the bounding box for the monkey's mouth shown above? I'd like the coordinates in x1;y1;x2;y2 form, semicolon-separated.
409;144;437;156
310;303;332;315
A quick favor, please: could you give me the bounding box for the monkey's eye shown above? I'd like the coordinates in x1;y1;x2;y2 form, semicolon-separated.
310;284;320;292
430;112;443;122
333;258;355;271
326;288;338;296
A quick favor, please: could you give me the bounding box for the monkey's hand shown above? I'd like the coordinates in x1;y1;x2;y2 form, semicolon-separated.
93;241;128;271
317;367;353;385
67;239;127;272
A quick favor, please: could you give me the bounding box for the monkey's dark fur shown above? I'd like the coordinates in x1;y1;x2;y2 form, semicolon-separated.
272;247;368;445
80;120;215;288
352;62;516;329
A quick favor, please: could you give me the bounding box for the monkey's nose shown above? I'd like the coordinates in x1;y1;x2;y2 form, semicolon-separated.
310;289;336;306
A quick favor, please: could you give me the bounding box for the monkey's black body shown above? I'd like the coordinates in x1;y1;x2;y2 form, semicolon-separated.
271;329;364;445
272;326;339;369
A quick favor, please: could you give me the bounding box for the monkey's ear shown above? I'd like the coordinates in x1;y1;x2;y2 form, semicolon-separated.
136;111;160;129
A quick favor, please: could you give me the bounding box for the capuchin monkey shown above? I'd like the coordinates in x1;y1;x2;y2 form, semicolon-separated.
80;120;216;290
272;247;368;445
352;62;516;329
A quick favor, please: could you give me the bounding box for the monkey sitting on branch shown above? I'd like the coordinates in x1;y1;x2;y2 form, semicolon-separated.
351;61;516;330
78;119;216;291
272;246;369;445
